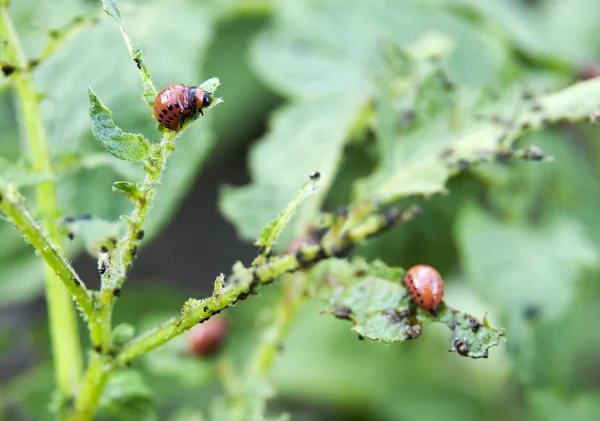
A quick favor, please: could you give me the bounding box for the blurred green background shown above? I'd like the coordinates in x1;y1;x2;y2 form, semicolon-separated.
2;0;600;420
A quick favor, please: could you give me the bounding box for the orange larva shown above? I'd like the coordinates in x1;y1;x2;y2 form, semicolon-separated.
153;84;211;131
403;264;444;311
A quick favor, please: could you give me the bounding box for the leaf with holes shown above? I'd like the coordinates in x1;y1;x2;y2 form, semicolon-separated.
309;257;505;358
355;77;600;205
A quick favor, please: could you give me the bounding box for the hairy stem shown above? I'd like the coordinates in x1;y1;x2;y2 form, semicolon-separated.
73;5;175;415
0;7;83;394
0;186;93;316
73;192;418;420
75;135;175;420
116;205;421;365
91;138;173;345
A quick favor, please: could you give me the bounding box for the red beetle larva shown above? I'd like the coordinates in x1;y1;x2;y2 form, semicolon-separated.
403;264;445;311
153;84;211;131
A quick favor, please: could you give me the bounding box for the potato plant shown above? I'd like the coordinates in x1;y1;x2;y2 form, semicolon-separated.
1;1;600;420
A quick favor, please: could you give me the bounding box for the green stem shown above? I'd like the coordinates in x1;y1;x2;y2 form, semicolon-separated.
246;274;308;377
34;15;99;67
0;7;83;394
73;354;110;421
115;205;421;366
93;138;173;346
211;274;308;419
72;192;419;420
115;254;307;365
0;186;93;316
75;135;175;420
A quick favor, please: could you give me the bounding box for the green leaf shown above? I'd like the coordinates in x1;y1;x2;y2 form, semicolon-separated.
456;203;598;320
99;370;156;421
169;407;204;421
252;172;320;266
102;0;122;24
355;77;600;205
54;152;139;181
223;0;513;241
481;129;600;247
200;77;224;111
88;88;151;162
310;258;505;358
220;98;361;242
252;0;508;95
143;348;214;389
113;181;142;202
251;32;369;100
443;0;599;66
1;1;218;310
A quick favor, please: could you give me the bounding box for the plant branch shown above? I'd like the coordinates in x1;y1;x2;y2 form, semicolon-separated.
72;189;418;420
0;185;94;316
73;3;198;417
91;135;175;346
32;15;99;69
0;7;84;393
116;205;421;365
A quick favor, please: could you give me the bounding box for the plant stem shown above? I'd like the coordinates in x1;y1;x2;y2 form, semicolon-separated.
0;186;93;316
115;254;306;365
211;274;308;419
92;137;174;346
73;354;110;421
115;205;421;366
0;8;83;394
246;273;308;377
72;187;418;420
75;135;175;420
